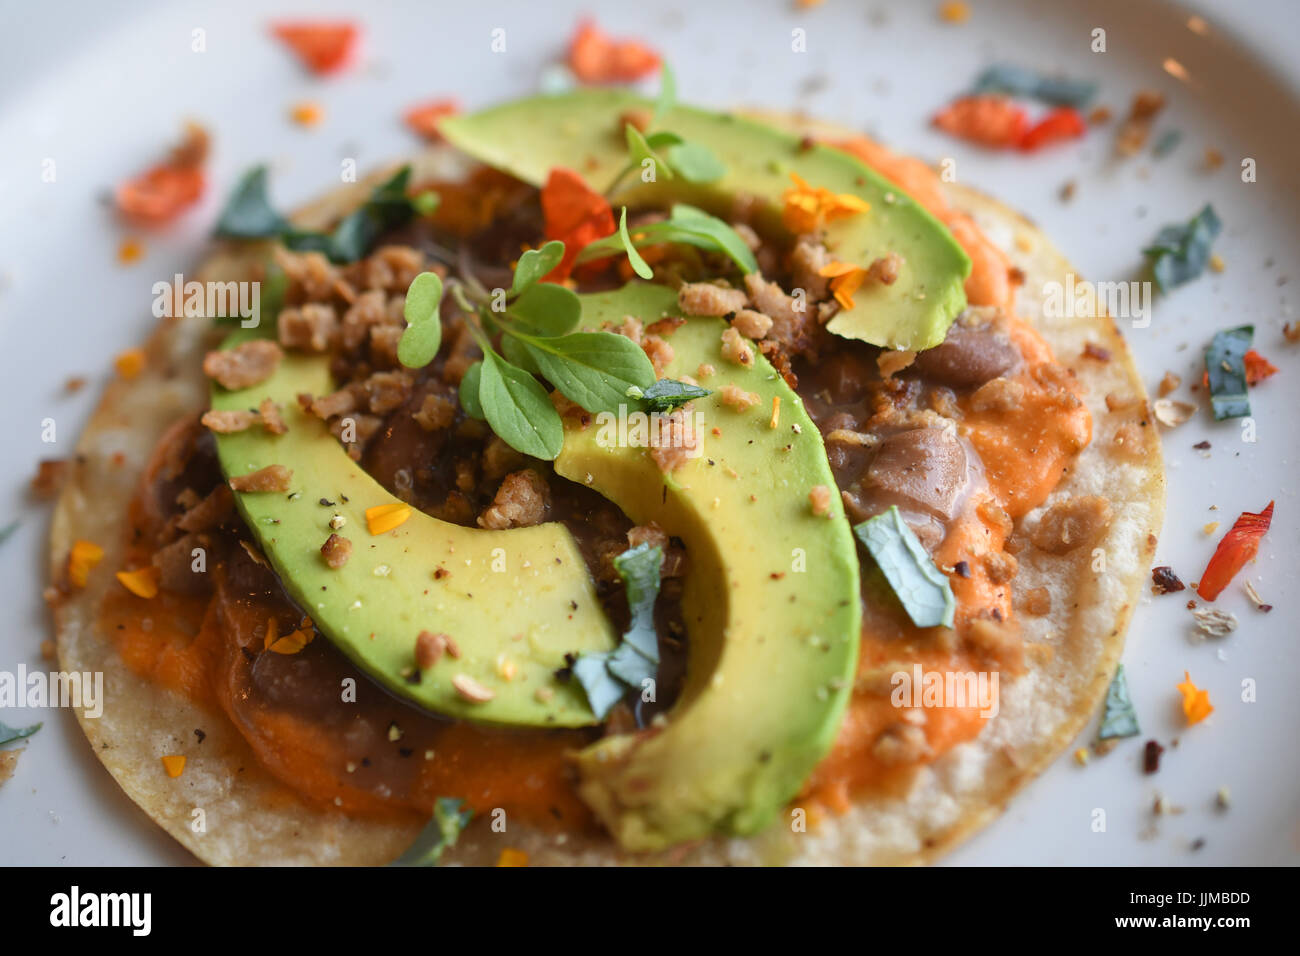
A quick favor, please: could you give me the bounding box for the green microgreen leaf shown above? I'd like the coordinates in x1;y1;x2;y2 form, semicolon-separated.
0;718;42;747
213;166;291;239
517;331;656;414
478;352;564;460
1205;325;1253;421
625;123;673;181
576;204;756;275
665;141;727;184
652;63;677;126
501;333;541;374
458;361;485;420
1143;204;1222;293
618;207;653;280
1097;664;1141;741
854;506;956;629
640;378;711;413
512;240;566;294
574;543;664;720
390;797;473;866
397;272;444;369
507;281;582;337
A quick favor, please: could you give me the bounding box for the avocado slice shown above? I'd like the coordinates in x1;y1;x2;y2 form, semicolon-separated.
209;332;618;727
440;90;970;351
562;283;862;850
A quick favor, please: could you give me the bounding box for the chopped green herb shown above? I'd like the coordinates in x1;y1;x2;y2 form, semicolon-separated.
390;797;473;866
284;166;437;263
640;378;711;412
213;166;291;239
971;63;1098;108
0;718;42;747
0;521;19;547
1152;128;1182;158
1205;325;1253;420
574;543;664;720
396;272;444;369
853;506;955;629
1143;204;1221;293
1097;664;1141;741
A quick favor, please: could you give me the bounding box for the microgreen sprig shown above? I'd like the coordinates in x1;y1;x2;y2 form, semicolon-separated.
443;241;658;460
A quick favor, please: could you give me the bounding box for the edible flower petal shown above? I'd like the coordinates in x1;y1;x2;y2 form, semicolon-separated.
1176;671;1213;725
540;168;615;281
271;21;359;75
68;540;105;588
819;260;868;310
366;502;413;535
115;566;160;599
404;98;460;141
567;20;660;85
1197;501;1274;600
782;173;870;233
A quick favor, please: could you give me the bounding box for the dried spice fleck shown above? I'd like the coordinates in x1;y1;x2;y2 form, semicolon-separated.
1151;566;1186;594
1143;739;1165;774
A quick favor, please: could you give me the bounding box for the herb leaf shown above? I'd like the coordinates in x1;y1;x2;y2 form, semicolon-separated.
283;166;436;264
0;521;18;547
577;204;757;275
458;361;485;420
512;240;566;294
854;506;956;628
520;331;656;414
625;123;673;181
1205;325;1253;420
397;271;444;369
508;282;582;337
618;207;653;280
478;352;564;460
652;63;677;126
390;797;473;866
574;543;664;720
1097;664;1141;740
1143;204;1222;293
0;718;42;747
665;141;727;184
640;378;710;412
213;166;291;239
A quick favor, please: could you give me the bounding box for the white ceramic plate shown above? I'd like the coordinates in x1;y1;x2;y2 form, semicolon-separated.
0;0;1295;865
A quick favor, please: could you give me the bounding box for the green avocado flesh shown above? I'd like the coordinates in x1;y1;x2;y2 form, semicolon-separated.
563;283;861;850
440;90;970;351
210;332;618;727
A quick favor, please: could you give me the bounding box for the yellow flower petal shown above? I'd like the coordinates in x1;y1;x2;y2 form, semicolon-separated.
365;502;413;535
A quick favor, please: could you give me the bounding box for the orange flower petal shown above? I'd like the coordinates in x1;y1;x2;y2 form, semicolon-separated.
1176;671;1214;725
365;502;413;535
115;566;160;599
68;540;105;588
161;755;186;778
